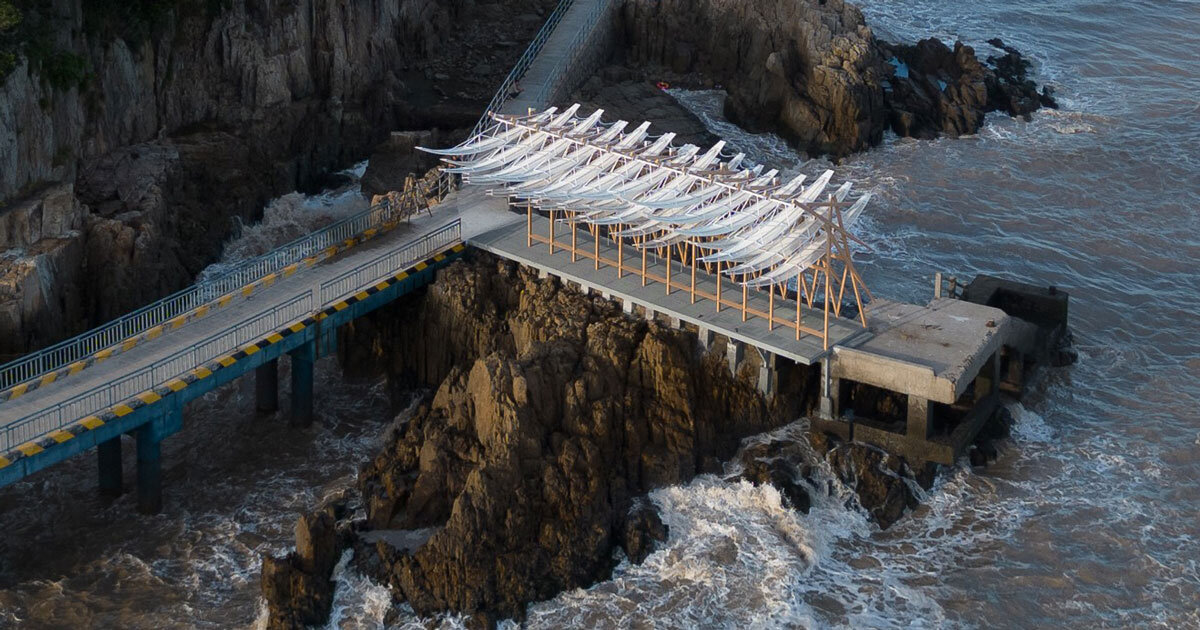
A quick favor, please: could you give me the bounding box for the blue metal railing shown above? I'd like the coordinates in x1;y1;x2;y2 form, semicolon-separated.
0;220;461;453
1;0;596;435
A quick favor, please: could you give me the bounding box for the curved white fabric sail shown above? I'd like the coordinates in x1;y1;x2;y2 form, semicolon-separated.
420;105;872;290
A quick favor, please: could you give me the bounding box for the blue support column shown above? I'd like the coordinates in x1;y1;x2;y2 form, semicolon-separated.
136;426;163;514
256;358;279;413
317;320;338;358
98;437;122;497
289;341;315;427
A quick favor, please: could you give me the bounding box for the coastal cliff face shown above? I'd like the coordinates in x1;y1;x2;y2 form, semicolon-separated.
621;0;887;157
615;0;1054;158
261;254;953;626
346;254;808;619
260;253;816;626
0;0;550;357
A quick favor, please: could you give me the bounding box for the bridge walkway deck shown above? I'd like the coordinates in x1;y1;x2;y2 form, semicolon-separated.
0;194;519;439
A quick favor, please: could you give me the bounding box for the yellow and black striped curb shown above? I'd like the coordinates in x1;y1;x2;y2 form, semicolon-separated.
0;243;464;471
0;219;413;406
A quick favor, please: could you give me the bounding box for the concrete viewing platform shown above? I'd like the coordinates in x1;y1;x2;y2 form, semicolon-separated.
452;187;1051;466
835;297;1014;406
817;295;1042;464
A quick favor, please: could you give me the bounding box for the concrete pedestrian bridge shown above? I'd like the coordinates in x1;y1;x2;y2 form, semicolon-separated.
0;0;1045;512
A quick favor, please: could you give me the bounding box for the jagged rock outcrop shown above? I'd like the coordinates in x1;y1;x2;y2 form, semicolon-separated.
879;37;1057;139
0;184;85;358
621;0;887;158
810;430;921;529
736;427;929;528
736;439;815;515
310;253;814;622
614;0;1054;158
620;501;669;565
359;131;446;199
261;498;356;630
0;0;554;354
571;65;719;148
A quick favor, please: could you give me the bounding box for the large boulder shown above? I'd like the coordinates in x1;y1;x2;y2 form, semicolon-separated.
616;0;1055;157
360;131;446;198
571;67;720;148
260;511;340;630
620;501;670;565
736;439;814;514
621;0;888;157
811;431;919;529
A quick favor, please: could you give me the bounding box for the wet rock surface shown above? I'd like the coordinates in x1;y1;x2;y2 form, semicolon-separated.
879;37;1056;139
264;252;819;624
620;0;887;158
348;253;803;620
612;0;1055;158
261;506;346;630
735;439;816;515
809;430;922;529
621;501;670;565
570;65;719;148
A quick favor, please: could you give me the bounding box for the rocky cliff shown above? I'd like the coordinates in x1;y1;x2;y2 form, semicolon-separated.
259;252;815;626
0;0;552;357
614;0;1054;158
259;252;959;626
620;0;886;157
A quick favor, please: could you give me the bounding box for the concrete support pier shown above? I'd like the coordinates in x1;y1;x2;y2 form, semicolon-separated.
819;358;837;420
1002;348;1025;393
98;437;122;497
975;353;999;403
907;396;934;439
256;359;279;413
136;427;162;514
727;341;744;377
756;350;777;396
289;342;315;427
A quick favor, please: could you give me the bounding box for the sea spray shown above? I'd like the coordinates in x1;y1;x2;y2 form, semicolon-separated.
198;162;369;283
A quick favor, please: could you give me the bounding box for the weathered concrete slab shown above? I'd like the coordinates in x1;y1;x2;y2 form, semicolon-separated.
833;297;1013;404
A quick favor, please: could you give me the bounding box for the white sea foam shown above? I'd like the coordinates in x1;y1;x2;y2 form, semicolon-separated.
511;422;981;629
325;550;396;630
198;161;370;283
1007;401;1055;443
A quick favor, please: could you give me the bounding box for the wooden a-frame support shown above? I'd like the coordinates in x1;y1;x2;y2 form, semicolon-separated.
521;196;870;348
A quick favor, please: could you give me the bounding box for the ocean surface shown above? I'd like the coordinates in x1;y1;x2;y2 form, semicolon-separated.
1;0;1198;627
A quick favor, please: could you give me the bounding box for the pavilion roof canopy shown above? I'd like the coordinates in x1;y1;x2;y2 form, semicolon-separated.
419;105;872;288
